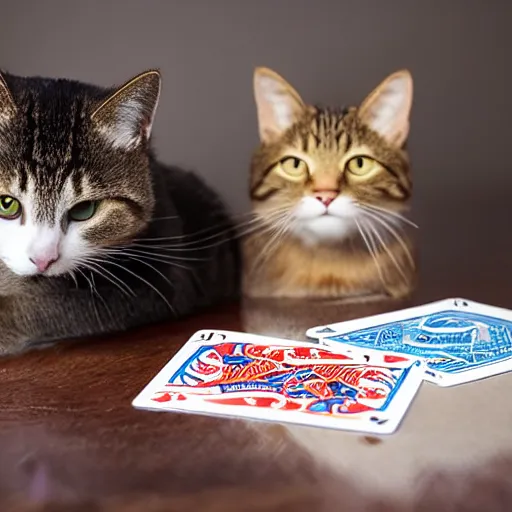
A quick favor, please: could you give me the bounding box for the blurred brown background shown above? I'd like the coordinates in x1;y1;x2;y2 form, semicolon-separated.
0;0;510;303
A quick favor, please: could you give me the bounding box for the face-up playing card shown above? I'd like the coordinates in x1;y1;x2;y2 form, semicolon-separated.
132;330;425;435
307;298;512;387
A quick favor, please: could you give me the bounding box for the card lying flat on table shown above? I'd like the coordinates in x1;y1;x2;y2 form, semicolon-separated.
132;330;424;435
307;298;512;387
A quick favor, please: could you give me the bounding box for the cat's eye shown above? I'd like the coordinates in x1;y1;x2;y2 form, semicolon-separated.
346;156;378;176
0;195;22;220
69;201;99;222
275;157;309;181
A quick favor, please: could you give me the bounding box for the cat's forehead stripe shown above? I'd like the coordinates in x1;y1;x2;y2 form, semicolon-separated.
71;170;83;196
302;109;350;153
21;95;36;178
17;165;28;193
19;174;79;225
20;91;87;182
65;97;86;172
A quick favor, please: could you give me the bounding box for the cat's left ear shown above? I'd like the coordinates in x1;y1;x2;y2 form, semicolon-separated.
358;70;413;147
91;70;161;150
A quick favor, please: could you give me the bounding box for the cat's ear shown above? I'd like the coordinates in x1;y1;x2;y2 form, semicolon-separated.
358;70;413;147
253;67;306;143
91;70;161;150
0;73;17;123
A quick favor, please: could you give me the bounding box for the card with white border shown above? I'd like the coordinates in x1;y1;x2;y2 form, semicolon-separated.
132;329;425;435
307;298;512;387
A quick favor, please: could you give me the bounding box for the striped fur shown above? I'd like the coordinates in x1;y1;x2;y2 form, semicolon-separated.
243;67;416;300
0;70;239;355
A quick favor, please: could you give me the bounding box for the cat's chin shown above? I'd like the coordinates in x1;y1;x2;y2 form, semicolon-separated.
290;215;356;246
43;266;68;277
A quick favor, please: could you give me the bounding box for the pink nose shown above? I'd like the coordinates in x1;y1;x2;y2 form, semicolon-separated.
314;190;338;207
30;256;59;273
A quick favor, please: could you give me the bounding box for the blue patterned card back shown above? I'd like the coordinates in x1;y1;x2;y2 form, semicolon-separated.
324;310;512;379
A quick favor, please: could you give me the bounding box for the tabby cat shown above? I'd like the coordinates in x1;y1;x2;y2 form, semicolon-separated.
0;69;238;355
243;67;416;300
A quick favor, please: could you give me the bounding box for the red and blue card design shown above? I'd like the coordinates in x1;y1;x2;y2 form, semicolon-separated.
133;299;512;433
132;330;425;434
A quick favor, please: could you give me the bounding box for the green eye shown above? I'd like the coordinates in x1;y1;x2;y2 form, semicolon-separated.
0;195;21;219
69;201;99;222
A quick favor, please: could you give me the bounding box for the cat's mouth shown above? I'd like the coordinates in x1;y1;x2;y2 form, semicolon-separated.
286;196;360;244
290;215;357;245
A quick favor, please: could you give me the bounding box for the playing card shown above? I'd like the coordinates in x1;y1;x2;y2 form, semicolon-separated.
308;298;512;387
132;330;425;435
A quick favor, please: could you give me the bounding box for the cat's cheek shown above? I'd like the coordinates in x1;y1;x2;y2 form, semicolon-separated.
47;227;90;276
0;220;38;276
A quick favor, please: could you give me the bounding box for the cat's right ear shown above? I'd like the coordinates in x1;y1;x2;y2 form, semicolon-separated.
253;67;306;144
91;70;161;150
358;70;413;147
0;73;17;123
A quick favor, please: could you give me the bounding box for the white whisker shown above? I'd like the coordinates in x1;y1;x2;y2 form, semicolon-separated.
77;267;103;330
139;215;287;253
361;215;408;281
108;247;207;263
356;218;386;287
133;206;291;248
359;208;415;267
68;270;78;288
120;251;191;271
80;258;135;298
358;202;418;229
249;212;294;272
102;259;176;315
123;255;179;293
133;211;260;244
89;272;114;325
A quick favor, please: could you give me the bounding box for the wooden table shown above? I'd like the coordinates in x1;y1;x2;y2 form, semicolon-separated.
1;189;511;512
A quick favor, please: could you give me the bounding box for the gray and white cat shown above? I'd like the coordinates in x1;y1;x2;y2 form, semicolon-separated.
0;69;239;355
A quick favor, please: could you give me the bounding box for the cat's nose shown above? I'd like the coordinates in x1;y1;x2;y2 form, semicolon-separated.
30;255;59;273
314;190;338;207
